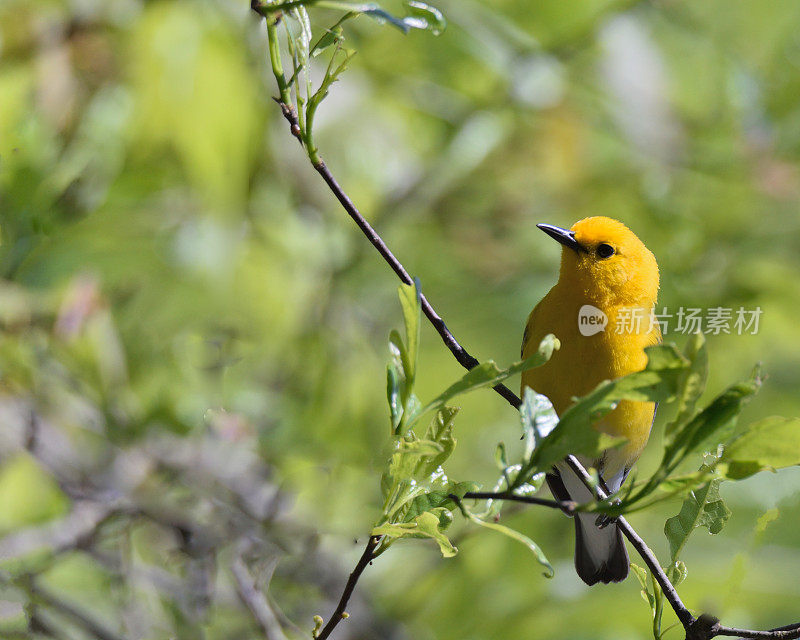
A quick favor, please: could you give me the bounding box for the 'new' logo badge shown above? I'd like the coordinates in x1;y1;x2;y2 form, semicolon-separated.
578;305;607;336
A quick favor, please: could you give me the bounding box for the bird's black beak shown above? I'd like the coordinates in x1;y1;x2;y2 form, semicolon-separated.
537;223;586;253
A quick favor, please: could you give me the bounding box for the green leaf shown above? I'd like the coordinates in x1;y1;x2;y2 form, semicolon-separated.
403;1;446;34
412;334;559;424
384;438;443;488
305;42;356;145
664;472;731;565
380;436;443;511
664;332;708;441
630;563;667;639
404;481;479;523
494;442;508;471
398;282;420;388
312;25;344;56
372;510;458;557
670;559;688;587
379;408;466;526
310;12;354;57
419;406;458;477
630;563;655;609
387;362;403;431
528;344;689;471
721;416;800;479
663;369;761;474
0;454;70;534
389;329;408;380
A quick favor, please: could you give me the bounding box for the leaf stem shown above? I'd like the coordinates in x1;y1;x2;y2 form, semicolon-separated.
463;491;576;515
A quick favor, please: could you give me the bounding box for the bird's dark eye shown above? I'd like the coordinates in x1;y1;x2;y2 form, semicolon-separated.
596;243;615;259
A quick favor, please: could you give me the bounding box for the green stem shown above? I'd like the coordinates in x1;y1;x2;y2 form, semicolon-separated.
266;15;292;106
651;571;664;639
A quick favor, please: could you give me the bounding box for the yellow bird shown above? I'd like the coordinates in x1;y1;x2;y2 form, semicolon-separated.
521;216;660;585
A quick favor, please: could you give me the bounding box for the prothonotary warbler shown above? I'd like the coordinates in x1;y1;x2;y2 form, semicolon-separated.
521;216;660;585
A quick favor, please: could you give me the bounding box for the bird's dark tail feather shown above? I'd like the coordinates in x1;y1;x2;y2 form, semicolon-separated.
574;516;629;585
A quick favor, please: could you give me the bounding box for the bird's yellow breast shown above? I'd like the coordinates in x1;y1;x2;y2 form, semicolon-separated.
521;286;659;473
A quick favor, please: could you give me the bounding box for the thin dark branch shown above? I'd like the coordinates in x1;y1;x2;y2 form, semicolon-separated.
463;491;576;515
715;624;800;640
312;159;522;409
315;536;380;640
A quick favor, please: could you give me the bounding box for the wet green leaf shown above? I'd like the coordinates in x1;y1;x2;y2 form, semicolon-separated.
387;362;402;431
379;408;469;529
387;282;424;434
372;509;457;557
419;406;458;477
670;559;688;587
403;1;446;34
354;2;446;35
519;387;557;461
311;15;350;57
404;481;479;522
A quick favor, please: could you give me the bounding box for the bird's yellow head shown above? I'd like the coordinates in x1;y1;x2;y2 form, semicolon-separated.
538;216;659;306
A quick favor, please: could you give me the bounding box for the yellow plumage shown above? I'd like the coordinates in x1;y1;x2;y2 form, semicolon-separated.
521;216;660;585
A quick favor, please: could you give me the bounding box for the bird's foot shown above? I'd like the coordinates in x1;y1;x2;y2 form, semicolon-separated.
595;499;621;529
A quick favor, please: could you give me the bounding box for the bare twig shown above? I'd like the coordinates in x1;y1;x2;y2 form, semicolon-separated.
315;536;380;640
232;556;288;640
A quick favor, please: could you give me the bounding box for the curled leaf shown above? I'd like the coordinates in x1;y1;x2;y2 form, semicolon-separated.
455;501;553;577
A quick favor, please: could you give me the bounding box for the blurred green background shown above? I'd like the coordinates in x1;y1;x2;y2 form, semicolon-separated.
2;0;800;638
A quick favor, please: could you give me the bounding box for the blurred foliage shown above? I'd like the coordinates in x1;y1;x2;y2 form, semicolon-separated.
2;0;800;638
